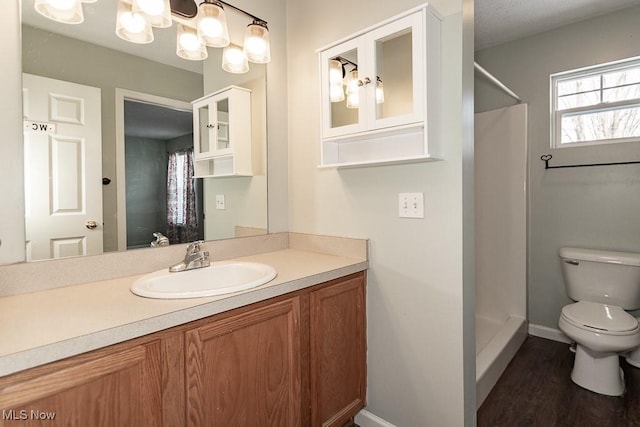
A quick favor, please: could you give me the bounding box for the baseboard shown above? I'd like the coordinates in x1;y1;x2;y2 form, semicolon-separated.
528;323;571;344
354;409;397;427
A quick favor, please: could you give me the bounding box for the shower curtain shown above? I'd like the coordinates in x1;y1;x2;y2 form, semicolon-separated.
166;149;198;244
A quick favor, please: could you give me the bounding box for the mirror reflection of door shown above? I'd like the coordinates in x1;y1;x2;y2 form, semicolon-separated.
123;100;204;249
22;73;103;261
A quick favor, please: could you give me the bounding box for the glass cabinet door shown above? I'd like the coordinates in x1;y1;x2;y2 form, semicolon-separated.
320;11;424;140
195;102;211;158
215;97;230;151
320;38;367;138
367;12;424;129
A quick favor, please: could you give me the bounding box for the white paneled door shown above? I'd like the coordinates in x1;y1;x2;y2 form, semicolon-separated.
22;73;103;261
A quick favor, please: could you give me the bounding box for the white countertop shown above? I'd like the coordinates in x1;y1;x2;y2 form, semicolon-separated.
0;248;367;377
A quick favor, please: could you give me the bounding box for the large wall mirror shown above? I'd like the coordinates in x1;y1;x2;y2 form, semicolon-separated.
20;0;268;261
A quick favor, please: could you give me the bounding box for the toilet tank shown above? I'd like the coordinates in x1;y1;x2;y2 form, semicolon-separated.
560;247;640;309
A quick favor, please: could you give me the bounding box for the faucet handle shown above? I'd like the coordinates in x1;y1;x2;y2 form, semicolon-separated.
186;240;205;254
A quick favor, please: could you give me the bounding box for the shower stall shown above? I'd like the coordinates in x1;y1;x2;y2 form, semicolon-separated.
474;63;528;408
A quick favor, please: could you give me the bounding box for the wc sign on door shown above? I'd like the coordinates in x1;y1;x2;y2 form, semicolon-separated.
24;120;56;134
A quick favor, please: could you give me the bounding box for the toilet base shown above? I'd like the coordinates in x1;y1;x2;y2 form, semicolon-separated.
626;345;640;368
571;345;624;396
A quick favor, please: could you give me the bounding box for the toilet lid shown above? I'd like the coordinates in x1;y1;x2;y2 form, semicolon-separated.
562;301;638;332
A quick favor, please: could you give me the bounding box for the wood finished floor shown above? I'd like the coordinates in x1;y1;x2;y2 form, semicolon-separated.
478;336;640;427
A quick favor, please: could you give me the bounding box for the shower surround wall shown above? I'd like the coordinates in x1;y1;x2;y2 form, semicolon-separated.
474;104;528;407
475;5;640;336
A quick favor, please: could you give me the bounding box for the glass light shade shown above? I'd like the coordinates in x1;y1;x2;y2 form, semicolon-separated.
376;78;385;104
176;24;208;61
346;91;359;109
132;0;171;28
329;60;343;86
35;0;83;24
345;68;360;95
243;20;271;64
116;1;154;44
222;44;249;74
330;83;345;102
197;1;230;47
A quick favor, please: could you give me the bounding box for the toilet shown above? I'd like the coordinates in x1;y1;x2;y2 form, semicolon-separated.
558;247;640;396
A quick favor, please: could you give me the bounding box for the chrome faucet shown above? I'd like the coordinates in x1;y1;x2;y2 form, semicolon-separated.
169;241;210;272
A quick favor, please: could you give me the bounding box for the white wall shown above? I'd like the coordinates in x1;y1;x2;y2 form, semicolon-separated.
287;0;475;425
475;6;640;330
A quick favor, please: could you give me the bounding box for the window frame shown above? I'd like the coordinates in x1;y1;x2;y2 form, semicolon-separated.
550;56;640;149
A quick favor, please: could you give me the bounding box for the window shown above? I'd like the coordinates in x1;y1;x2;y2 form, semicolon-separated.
551;57;640;148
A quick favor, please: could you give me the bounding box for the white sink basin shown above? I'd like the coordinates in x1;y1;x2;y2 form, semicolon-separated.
130;261;277;299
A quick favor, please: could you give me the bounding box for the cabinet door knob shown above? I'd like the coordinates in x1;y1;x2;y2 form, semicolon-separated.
206;124;216;129
363;77;372;85
86;221;99;230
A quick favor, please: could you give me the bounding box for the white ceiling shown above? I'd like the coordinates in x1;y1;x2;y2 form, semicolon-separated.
475;0;640;50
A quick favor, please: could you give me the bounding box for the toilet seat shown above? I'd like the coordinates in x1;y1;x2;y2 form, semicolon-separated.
561;301;639;335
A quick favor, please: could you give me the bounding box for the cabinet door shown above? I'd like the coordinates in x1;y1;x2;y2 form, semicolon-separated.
366;11;424;131
0;341;163;426
193;97;215;160
310;274;366;427
320;38;367;139
210;93;233;156
185;298;302;427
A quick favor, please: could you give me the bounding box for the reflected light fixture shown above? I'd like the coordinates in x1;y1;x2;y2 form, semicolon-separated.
376;77;385;104
197;1;230;47
329;56;384;108
116;1;154;44
132;0;172;28
34;0;271;73
345;68;360;109
34;0;84;24
222;43;249;74
329;59;345;102
177;23;208;60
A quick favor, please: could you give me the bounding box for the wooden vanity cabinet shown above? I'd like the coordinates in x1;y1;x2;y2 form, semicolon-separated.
0;337;173;426
185;297;302;426
0;272;366;427
310;274;366;427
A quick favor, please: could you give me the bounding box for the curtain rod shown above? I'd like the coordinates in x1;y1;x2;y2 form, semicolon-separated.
474;62;522;103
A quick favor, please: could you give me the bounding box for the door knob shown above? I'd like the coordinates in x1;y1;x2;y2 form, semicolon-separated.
86;221;98;230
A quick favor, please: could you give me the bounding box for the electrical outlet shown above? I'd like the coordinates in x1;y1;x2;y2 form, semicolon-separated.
399;193;424;218
215;195;225;210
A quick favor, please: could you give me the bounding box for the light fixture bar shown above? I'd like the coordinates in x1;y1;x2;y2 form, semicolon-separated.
215;0;266;26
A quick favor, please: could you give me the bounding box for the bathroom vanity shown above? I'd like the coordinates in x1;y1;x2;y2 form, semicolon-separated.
0;233;368;426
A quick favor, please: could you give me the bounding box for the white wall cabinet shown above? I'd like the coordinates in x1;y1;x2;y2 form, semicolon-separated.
318;5;442;168
192;86;253;177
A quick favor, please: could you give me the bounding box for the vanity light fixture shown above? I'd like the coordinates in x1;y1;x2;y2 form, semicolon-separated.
197;0;230;47
35;0;270;73
243;19;270;63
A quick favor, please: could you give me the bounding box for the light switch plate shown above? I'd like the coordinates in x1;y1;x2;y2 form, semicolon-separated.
215;195;225;210
399;193;424;218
